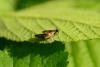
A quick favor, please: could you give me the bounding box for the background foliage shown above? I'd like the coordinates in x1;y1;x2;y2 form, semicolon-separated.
0;0;100;67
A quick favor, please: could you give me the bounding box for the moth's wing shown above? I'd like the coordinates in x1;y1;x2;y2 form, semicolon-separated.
42;30;51;34
42;30;48;33
35;34;47;40
42;30;57;34
35;34;41;39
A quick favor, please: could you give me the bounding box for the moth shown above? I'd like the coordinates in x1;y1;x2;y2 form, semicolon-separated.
35;29;58;40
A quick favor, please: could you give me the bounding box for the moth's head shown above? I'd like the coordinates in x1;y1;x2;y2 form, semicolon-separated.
56;29;58;32
55;29;59;34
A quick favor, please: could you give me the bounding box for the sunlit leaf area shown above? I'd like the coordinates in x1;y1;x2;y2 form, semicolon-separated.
0;0;100;67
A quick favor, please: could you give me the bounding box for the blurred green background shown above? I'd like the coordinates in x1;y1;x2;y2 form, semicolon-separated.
0;0;100;67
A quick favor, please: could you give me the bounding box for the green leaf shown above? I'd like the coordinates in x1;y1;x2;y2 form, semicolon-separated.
0;38;69;67
0;13;100;42
0;0;100;67
68;38;100;67
0;0;100;42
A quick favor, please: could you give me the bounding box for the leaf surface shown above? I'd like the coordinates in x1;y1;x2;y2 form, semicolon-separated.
0;0;100;67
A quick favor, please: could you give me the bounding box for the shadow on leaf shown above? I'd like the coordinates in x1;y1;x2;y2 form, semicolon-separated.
0;37;69;67
15;0;51;11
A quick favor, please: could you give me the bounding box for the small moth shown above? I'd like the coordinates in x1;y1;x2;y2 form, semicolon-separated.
35;29;58;40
